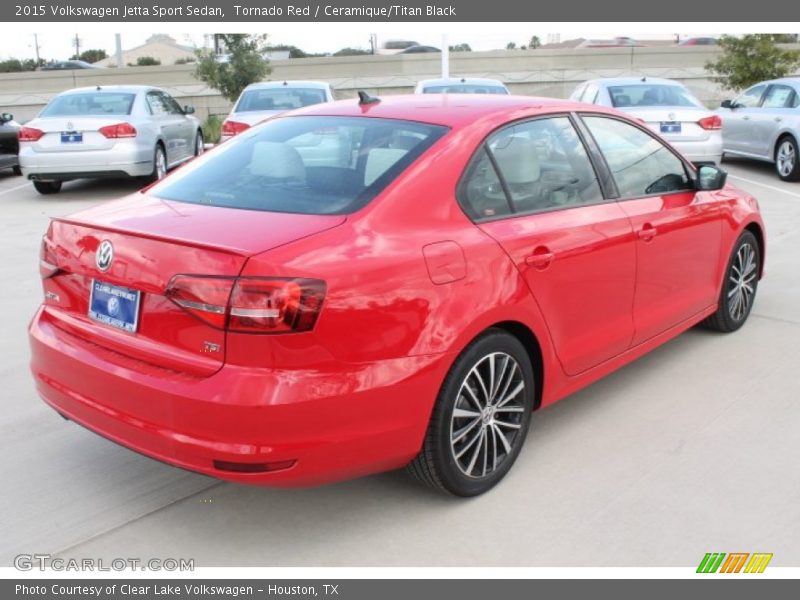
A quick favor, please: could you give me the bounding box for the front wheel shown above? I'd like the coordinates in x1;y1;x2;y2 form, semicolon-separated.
194;131;204;157
33;180;62;195
407;329;535;496
702;230;760;332
775;136;800;182
12;165;22;176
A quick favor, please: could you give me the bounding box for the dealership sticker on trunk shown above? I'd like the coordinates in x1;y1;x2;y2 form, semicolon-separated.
61;131;83;143
660;121;682;134
88;280;141;333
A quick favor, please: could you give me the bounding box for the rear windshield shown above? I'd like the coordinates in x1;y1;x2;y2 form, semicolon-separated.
608;85;701;108
423;84;508;95
151;116;448;215
40;93;136;116
235;88;328;112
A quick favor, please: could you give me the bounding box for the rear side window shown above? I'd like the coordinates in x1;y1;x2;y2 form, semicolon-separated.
583;116;692;198
151;116;447;215
581;83;600;104
236;88;328;112
40;93;135;116
459;116;604;220
762;85;796;109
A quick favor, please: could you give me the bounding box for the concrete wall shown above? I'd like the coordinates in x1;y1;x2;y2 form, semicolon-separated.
3;45;799;123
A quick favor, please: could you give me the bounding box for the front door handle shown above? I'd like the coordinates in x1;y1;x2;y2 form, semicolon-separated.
525;247;555;270
775;117;783;123
638;223;657;242
742;115;751;121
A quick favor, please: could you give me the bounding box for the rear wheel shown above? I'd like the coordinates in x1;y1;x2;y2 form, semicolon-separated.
149;144;167;182
703;230;760;332
407;329;535;496
12;165;22;176
33;180;62;195
775;136;800;182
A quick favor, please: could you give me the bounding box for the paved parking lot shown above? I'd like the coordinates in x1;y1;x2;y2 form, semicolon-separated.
1;160;799;567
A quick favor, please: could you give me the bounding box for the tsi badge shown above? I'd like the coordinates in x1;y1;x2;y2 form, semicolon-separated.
96;240;114;271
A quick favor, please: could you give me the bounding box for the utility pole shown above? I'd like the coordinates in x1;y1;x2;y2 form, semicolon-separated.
73;34;81;59
33;33;41;65
115;34;123;68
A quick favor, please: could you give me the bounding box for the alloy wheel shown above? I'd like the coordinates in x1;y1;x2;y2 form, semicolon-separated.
777;140;796;178
450;352;526;479
155;148;167;180
727;241;757;322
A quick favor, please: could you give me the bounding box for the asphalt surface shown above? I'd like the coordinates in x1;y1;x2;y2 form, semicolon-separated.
1;159;799;567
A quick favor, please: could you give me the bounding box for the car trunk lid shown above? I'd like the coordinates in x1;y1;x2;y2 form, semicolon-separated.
623;107;714;142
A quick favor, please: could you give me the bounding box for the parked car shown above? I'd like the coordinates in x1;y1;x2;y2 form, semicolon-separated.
18;85;203;194
30;94;764;496
399;45;441;54
577;37;640;48
678;37;718;46
40;60;103;70
414;77;509;95
221;81;334;141
717;78;800;181
571;77;723;165
0;112;21;175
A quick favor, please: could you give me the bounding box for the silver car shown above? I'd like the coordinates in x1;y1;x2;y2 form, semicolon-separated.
718;78;800;181
414;77;509;94
19;85;203;195
221;81;334;141
570;77;723;166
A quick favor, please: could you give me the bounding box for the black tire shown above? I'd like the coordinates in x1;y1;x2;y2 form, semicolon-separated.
702;230;760;332
407;329;535;496
775;135;800;182
148;144;167;183
12;165;22;176
194;130;204;156
33;180;62;195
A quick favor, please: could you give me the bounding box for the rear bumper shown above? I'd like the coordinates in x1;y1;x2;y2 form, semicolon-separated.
19;142;153;179
29;306;450;487
670;138;724;166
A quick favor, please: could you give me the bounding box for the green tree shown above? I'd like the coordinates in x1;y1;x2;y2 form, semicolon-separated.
0;58;41;72
506;42;516;50
71;49;107;63
333;47;371;56
705;34;800;91
194;34;271;102
131;56;161;66
448;43;472;52
529;36;541;50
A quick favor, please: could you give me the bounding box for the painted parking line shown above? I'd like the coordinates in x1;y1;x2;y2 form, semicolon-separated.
729;174;800;199
0;181;32;197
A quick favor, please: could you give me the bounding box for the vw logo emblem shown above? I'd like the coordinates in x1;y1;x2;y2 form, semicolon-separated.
96;240;114;271
107;296;120;317
66;121;73;131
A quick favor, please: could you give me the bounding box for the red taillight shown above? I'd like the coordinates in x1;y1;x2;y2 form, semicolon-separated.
39;234;60;279
99;122;137;139
164;276;233;329
229;278;326;333
19;126;44;142
165;276;326;334
221;120;250;137
698;115;722;130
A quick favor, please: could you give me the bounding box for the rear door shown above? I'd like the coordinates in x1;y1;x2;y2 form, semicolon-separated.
469;115;636;376
581;115;722;345
146;90;189;165
750;84;797;158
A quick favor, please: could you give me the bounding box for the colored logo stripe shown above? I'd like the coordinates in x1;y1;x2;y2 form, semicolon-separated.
744;553;773;573
697;552;773;573
697;553;726;573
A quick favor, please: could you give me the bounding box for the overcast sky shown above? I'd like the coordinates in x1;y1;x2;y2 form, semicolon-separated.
0;24;693;61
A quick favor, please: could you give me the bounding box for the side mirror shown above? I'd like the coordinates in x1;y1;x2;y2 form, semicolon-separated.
696;164;727;191
183;105;195;115
0;112;12;123
720;99;733;109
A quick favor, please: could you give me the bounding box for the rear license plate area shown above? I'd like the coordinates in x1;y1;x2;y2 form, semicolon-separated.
61;132;83;143
660;122;681;134
88;280;141;333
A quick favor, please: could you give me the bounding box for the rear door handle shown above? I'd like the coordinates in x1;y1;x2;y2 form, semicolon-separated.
638;224;657;241
775;117;783;123
525;248;555;270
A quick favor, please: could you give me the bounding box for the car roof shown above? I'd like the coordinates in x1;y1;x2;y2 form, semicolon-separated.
759;77;800;86
417;77;507;87
286;94;603;128
585;77;687;87
243;80;331;91
57;85;159;95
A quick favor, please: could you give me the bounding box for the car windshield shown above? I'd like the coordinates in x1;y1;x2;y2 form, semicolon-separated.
40;93;136;116
151;116;448;215
423;84;508;94
608;85;702;108
235;88;328;112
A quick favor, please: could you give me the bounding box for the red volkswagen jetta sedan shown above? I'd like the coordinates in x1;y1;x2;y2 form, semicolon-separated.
29;94;765;496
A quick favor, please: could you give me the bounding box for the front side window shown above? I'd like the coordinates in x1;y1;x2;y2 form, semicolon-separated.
583;116;692;198
762;85;796;109
459;116;604;220
150;116;447;215
235;88;328;112
40;93;135;116
734;85;767;108
159;92;185;115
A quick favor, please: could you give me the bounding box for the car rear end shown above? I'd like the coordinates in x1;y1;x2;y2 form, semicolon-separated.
18;89;153;181
29;111;451;486
221;82;333;141
608;82;723;165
